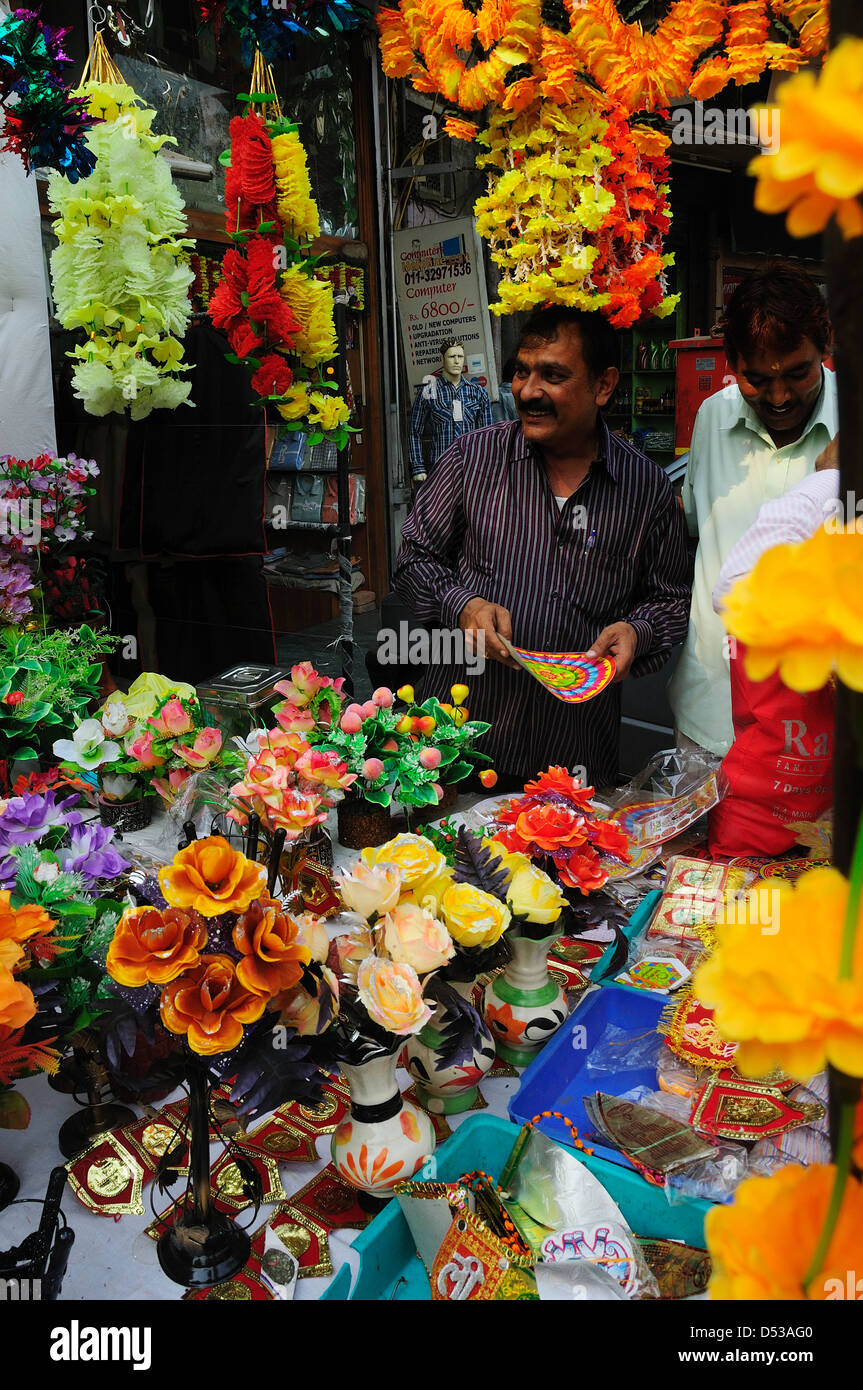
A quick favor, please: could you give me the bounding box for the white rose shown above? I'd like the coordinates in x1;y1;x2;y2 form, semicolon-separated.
101;700;132;737
336;860;402;919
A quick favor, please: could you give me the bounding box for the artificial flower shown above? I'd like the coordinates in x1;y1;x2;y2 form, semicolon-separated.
173;727;224;770
0;967;35;1031
275;661;343;707
100;700;133;738
0;893;56;965
250;353;293;398
507;801;589;853
148;697;195;738
720;525;863;692
439;881;511;949
57;822;129;887
53;718;121;771
127;732;166;770
106;905;208;988
293;911;330;964
279;267;338;368
276;964;340;1036
271;128;321;241
158;836;267;919
356;954;431;1035
695;867;863;1079
361;833;445;888
506;861;567;925
0;791;81;847
336;860;402;918
47;89;194;419
232;895;311;997
381;901;454;974
330;925;376;983
401;862;456;917
100;773;139;803
705;1165;863;1300
160;953;267;1055
750;37;863;241
276;382;311;421
524;765;596;807
306;391;351;432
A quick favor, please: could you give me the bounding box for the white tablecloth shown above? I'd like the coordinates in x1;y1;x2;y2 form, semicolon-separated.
0;793;528;1301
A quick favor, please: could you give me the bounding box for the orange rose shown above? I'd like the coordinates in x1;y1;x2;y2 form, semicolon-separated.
0;965;36;1030
106;905;208;988
158;836;266;918
512;802;588;852
0;891;56;955
160;954;267;1055
232;896;311;997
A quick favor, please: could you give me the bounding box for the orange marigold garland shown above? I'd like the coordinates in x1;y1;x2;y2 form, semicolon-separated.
689;0;830;101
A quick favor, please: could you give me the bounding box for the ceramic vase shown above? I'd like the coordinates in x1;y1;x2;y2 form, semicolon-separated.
331;1048;435;1204
483;930;569;1067
405;978;496;1113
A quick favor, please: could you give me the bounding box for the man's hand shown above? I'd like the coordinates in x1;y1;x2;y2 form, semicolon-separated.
459;597;519;668
586;622;638;682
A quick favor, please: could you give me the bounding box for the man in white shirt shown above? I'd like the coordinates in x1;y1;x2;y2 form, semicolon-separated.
669;263;838;756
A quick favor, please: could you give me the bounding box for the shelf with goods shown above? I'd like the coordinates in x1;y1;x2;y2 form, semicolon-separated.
609;295;685;468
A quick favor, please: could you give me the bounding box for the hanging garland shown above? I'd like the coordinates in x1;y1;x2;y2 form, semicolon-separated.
0;8;96;179
689;0;830;101
470;94;678;327
564;0;728;112
197;0;369;62
47;36;194;420
208;65;352;447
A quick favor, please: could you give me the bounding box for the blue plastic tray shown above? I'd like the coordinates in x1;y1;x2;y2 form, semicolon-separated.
509;985;669;1170
592;889;661;988
322;1113;708;1300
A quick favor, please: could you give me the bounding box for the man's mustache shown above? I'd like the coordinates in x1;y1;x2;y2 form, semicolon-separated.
517;403;556;416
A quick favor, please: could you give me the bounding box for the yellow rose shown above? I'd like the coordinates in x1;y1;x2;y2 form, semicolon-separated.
336;861;401;918
362;834;446;889
440;882;510;949
484;840;533;878
357;955;431;1035
507;863;567;926
382;902;454;975
400;863;455;916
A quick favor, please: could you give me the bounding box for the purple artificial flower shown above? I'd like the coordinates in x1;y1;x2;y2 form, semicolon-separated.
0;790;83;847
58;822;130;887
0;851;17;891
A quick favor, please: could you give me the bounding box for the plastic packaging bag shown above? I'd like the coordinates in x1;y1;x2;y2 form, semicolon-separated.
584;1023;668;1077
502;1124;659;1299
604;747;726;848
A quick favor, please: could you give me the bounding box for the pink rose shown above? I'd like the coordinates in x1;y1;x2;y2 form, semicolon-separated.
273;701;315;734
296;746;356;791
149;697;195;737
174;727;223;769
128;732;166;769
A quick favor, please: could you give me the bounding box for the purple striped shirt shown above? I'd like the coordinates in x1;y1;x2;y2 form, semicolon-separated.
393;418;692;785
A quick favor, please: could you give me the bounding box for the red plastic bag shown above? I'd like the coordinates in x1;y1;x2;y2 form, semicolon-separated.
708;641;833;859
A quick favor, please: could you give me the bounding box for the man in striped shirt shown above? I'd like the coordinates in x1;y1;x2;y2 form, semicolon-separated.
394;306;692;787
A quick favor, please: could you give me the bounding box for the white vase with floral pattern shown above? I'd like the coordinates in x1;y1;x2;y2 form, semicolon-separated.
483;929;569;1066
331;1049;435;1201
405;978;496;1113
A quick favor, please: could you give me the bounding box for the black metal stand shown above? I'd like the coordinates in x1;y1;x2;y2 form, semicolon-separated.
156;1065;250;1288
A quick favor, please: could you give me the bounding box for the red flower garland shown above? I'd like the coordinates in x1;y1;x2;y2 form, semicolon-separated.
209;112;302;381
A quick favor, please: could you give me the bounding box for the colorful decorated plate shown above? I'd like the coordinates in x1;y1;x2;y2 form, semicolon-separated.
501;638;616;704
